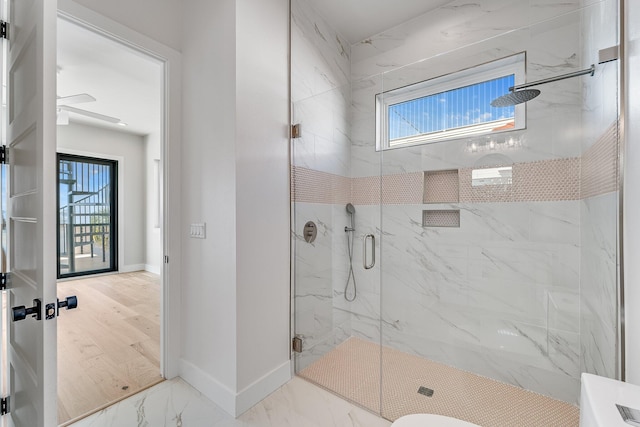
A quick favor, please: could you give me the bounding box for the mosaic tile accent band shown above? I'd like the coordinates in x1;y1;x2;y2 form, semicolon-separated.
291;166;350;204
581;122;619;199
459;158;581;203
292;124;618;205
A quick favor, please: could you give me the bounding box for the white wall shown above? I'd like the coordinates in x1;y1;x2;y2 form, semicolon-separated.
180;0;290;416
70;0;182;52
144;132;162;274
180;0;238;405
235;0;290;398
625;0;640;385
57;122;146;272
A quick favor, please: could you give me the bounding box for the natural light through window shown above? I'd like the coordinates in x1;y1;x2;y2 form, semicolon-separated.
376;53;526;150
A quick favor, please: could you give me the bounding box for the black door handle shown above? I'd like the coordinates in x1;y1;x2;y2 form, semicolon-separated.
57;296;78;315
12;299;41;322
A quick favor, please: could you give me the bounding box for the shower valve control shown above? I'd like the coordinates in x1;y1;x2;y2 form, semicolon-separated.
303;221;317;243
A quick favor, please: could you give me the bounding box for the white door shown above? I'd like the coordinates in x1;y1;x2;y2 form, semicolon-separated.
5;0;57;425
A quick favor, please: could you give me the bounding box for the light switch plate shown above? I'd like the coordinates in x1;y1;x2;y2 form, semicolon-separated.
190;223;206;239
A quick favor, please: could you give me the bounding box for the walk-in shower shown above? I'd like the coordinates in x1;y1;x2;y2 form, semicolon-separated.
291;0;620;425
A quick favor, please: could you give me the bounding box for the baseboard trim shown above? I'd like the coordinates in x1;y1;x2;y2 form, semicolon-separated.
179;359;292;417
236;360;291;416
145;264;161;275
120;264;145;273
179;359;236;416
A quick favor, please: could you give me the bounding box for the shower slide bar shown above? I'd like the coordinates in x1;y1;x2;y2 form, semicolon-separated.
363;234;375;270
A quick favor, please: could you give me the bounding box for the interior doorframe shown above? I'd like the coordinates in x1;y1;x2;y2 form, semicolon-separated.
56;0;183;379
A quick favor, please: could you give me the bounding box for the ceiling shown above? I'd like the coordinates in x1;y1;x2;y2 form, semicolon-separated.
57;18;162;136
308;0;454;44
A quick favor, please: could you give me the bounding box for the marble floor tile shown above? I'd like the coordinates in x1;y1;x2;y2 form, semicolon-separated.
69;376;392;427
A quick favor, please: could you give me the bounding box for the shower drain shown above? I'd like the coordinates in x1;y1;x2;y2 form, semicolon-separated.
418;386;434;397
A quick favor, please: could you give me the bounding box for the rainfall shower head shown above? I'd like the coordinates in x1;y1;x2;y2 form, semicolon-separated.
490;64;595;107
346;203;356;215
490;89;540;107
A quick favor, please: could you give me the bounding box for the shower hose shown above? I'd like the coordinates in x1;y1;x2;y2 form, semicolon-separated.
344;228;357;301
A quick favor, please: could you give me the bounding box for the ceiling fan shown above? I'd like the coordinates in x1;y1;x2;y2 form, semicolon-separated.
56;93;122;126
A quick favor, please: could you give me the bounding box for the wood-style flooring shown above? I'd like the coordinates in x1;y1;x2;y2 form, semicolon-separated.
57;271;162;425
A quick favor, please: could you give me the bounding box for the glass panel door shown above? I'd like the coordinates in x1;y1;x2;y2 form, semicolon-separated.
57;154;117;278
378;2;619;423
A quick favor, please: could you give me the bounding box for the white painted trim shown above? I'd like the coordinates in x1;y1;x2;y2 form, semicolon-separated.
145;264;161;275
57;147;126;274
120;264;146;273
179;359;292;417
235;360;292;416
57;0;183;380
179;358;237;416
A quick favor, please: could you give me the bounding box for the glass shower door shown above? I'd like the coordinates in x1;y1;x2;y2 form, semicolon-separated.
290;0;383;413
377;2;619;424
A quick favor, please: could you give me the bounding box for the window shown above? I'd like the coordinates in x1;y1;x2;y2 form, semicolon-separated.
376;53;526;150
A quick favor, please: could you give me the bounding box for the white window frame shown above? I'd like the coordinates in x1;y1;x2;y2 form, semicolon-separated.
376;53;527;151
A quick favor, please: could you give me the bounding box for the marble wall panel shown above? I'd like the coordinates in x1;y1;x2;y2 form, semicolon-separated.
291;0;350;102
580;192;618;378
579;0;619;381
350;8;598;180
351;0;598;80
294;202;355;370
378;202;582;402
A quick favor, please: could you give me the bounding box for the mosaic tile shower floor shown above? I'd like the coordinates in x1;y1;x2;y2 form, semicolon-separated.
299;337;579;427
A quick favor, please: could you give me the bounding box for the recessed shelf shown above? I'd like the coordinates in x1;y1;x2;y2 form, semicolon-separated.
424;170;459;204
423;210;460;228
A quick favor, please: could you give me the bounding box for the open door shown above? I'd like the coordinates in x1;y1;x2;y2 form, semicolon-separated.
4;0;58;425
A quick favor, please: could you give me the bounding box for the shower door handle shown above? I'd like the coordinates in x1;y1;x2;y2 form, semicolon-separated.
363;234;375;270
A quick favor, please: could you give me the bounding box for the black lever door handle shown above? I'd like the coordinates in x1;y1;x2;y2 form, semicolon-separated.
12;299;41;322
57;296;78;315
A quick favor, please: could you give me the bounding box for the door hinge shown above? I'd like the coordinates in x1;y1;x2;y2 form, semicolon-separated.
292;336;302;353
1;396;9;416
0;146;6;164
0;272;7;290
291;124;301;139
0;21;7;40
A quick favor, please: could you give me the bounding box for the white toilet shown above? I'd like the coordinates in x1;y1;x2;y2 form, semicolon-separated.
580;373;640;426
390;414;480;427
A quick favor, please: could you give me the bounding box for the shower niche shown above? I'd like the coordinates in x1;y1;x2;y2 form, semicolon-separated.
423;169;460;228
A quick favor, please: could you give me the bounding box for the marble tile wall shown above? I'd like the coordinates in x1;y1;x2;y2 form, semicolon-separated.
378;201;582;403
350;0;601;81
352;11;588;181
579;0;619;380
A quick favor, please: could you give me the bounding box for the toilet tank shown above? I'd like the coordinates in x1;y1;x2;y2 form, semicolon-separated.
581;373;640;426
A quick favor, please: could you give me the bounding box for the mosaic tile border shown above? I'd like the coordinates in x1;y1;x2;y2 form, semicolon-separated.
581;122;618;199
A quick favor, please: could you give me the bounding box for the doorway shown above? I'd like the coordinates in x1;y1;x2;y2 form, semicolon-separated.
57;154;118;278
56;15;165;425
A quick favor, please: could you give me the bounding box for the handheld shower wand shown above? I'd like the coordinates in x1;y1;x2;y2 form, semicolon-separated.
345;203;355;232
344;203;357;301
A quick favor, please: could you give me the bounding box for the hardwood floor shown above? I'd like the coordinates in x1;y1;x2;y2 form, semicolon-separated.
57;271;162;425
